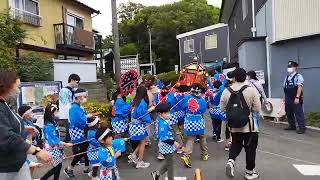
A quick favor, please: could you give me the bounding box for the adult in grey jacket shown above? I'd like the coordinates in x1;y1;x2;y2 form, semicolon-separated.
0;70;51;180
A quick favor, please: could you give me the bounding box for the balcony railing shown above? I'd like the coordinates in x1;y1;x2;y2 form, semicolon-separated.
10;8;41;26
54;23;95;50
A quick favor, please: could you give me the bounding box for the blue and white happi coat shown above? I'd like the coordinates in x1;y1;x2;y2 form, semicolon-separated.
43;121;65;167
69;103;87;144
157;117;176;154
129;100;151;141
182;94;207;136
98;146;120;180
112;98;130;134
208;85;226;121
87;129;101;165
167;92;185;125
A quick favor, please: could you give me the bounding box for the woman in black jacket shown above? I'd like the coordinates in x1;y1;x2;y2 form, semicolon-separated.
0;70;51;180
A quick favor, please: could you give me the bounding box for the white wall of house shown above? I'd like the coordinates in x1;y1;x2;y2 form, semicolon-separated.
53;59;97;86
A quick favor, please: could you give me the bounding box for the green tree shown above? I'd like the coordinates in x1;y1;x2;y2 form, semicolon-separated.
120;43;138;56
0;12;25;70
118;0;220;73
101;35;113;50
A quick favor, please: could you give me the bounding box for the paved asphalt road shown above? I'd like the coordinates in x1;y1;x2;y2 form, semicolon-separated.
33;117;320;180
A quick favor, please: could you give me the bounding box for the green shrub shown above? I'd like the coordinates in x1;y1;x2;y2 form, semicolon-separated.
157;71;180;84
0;12;25;70
306;112;320;128
83;102;112;128
16;53;53;82
142;71;180;85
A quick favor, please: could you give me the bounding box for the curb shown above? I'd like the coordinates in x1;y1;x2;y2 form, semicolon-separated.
264;119;320;133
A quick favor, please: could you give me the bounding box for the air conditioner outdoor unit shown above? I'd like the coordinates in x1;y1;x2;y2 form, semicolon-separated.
261;98;286;122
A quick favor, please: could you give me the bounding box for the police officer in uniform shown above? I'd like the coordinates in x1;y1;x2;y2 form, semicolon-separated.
283;61;305;134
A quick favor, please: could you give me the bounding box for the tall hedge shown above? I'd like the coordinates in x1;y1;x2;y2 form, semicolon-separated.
16;53;53;82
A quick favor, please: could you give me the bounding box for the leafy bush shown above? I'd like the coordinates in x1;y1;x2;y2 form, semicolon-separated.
0;12;25;70
142;71;180;85
306;112;320;128
157;71;180;84
16;53;53;82
83;102;113;128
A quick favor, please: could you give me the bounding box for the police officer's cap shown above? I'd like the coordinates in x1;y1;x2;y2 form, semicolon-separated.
288;61;299;67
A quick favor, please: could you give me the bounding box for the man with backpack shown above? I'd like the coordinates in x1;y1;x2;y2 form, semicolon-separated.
58;74;81;142
220;68;261;180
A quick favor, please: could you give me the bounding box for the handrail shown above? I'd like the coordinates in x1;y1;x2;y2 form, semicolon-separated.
54;23;95;49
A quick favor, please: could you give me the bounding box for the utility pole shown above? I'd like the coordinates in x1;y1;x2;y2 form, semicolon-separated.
148;27;153;74
111;0;121;84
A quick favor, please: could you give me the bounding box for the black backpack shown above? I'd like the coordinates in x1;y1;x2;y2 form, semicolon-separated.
226;85;251;129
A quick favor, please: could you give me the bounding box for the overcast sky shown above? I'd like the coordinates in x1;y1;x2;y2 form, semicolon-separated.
79;0;222;37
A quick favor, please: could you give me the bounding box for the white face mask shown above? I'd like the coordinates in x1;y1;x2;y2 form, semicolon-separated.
287;67;295;74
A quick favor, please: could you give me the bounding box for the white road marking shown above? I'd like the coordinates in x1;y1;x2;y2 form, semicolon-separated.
257;149;318;165
165;177;187;180
293;164;320;176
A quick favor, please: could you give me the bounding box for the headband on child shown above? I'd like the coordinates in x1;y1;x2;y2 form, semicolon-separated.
51;104;58;112
87;117;99;127
98;128;112;142
22;109;33;118
75;91;88;97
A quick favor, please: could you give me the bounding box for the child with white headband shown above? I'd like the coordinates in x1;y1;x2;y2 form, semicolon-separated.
95;127;122;180
85;116;101;180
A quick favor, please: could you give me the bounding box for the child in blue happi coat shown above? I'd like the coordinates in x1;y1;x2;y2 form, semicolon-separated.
207;65;227;88
153;80;171;160
85;116;101;179
18;105;42;177
151;103;176;180
18;105;39;146
95;128;122;180
65;88;96;178
208;81;226;142
111;87;131;138
181;83;208;168
128;86;154;169
42;103;73;180
167;85;191;153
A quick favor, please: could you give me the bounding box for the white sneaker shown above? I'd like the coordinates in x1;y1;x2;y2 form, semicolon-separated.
176;147;184;154
157;153;165;160
136;161;150;169
226;159;235;178
245;170;260;180
217;139;224;143
128;153;138;164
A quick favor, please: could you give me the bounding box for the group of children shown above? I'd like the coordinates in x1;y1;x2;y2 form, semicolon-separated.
18;65;233;180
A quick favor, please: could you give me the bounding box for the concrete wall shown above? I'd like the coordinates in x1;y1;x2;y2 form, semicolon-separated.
179;26;228;66
53;59;97;85
270;37;320;112
238;40;267;72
